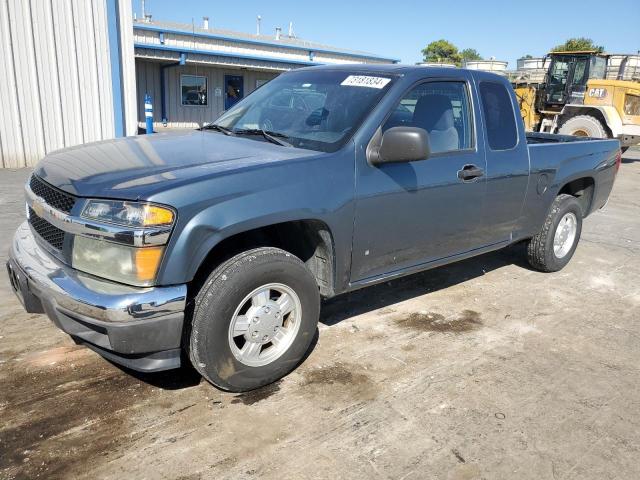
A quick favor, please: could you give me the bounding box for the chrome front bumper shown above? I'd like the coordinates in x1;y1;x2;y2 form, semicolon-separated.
7;222;188;372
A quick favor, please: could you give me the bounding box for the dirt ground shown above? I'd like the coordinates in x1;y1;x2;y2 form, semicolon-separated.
1;149;639;480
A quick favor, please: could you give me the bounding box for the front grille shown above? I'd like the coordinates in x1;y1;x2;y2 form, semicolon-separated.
28;208;65;250
29;175;76;213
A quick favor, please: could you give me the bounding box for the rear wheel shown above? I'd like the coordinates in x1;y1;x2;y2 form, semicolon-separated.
559;115;608;139
526;194;583;272
189;247;320;392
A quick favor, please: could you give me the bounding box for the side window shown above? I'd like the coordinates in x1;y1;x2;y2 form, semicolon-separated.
383;81;472;154
479;82;518;150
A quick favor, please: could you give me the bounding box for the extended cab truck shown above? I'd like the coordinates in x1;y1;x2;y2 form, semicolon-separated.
7;65;622;392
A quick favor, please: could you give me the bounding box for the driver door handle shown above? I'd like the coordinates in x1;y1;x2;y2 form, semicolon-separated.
457;164;484;182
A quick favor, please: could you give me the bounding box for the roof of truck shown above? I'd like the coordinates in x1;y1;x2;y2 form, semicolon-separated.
297;64;508;81
297;64;486;76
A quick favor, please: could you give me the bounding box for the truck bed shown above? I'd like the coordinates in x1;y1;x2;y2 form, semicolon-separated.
526;132;602;144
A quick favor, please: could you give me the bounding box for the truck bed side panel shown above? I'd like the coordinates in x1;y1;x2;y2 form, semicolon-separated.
514;139;619;240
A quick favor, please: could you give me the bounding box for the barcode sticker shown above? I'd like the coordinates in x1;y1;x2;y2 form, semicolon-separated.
340;75;391;89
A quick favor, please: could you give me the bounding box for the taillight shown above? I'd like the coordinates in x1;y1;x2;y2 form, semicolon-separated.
615;150;622;174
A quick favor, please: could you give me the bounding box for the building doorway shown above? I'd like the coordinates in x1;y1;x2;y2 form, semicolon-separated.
224;75;244;110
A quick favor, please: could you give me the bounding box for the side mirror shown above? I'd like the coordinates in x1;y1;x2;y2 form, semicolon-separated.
368;127;431;165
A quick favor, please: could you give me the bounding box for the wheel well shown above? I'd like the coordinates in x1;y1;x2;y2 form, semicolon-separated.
191;220;335;298
558;177;595;217
560;108;612;137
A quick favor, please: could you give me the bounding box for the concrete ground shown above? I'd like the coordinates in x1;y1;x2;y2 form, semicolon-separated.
1;149;639;480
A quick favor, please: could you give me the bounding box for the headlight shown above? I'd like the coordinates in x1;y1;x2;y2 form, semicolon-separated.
82;200;174;227
72;236;163;287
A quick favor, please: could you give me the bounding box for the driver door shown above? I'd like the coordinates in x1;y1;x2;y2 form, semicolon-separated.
350;79;488;282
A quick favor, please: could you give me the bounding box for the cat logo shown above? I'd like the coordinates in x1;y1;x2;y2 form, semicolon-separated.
588;88;607;99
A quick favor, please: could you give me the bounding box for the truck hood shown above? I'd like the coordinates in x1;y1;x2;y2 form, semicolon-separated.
34;129;318;200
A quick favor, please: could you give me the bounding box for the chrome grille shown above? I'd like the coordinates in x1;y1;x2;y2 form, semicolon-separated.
29;175;76;214
28;207;65;250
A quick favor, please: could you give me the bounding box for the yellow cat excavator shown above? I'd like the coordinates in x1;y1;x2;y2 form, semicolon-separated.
514;51;639;151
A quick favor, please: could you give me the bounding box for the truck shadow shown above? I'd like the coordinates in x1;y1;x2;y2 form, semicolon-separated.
115;363;203;390
320;242;530;326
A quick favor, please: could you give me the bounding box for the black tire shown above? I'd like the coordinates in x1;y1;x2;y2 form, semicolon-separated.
558;115;608;138
189;247;320;392
526;194;583;272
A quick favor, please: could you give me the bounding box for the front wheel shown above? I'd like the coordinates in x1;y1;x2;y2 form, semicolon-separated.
526;194;583;272
189;247;320;392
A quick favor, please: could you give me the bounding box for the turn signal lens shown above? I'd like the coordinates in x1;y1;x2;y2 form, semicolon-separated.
134;246;164;282
142;205;174;226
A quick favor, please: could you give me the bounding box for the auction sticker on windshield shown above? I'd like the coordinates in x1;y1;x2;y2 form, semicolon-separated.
341;75;391;89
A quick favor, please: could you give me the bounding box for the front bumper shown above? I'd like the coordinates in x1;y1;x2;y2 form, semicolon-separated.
7;222;187;372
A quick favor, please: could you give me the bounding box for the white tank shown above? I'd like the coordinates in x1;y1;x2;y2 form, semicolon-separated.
415;62;457;68
463;60;508;73
517;57;551;70
514;57;550;84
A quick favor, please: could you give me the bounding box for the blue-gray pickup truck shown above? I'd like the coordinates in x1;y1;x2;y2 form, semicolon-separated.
7;65;622;391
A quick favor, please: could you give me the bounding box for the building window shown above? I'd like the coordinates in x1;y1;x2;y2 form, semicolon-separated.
181;75;208;106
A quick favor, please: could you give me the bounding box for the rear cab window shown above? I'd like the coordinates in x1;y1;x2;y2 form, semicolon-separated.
479;82;518;151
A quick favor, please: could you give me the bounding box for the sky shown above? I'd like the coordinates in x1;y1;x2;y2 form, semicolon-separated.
133;0;640;67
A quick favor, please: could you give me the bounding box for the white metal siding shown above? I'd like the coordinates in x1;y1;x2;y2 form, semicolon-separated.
136;60;280;128
0;0;136;168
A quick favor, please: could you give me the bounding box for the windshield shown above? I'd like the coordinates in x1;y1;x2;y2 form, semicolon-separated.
213;70;396;153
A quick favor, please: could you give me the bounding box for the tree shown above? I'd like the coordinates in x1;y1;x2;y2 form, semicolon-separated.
522;54;534;59
460;48;483;64
551;37;604;53
422;39;462;66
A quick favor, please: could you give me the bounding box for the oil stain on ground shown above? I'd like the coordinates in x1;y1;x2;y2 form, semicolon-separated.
396;310;482;333
300;363;378;400
302;363;365;386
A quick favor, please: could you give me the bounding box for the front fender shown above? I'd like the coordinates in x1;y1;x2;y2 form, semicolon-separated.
154;149;356;288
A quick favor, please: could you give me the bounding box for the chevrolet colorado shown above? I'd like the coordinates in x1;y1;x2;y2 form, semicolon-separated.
7;65;622;392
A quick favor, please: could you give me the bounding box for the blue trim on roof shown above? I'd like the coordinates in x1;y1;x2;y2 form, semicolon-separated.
135;43;322;67
106;0;124;137
134;24;400;63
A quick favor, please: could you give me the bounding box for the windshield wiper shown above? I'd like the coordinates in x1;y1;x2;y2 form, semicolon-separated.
234;128;293;147
200;123;235;136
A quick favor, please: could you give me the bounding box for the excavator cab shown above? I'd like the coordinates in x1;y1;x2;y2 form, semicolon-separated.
538;52;608;110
